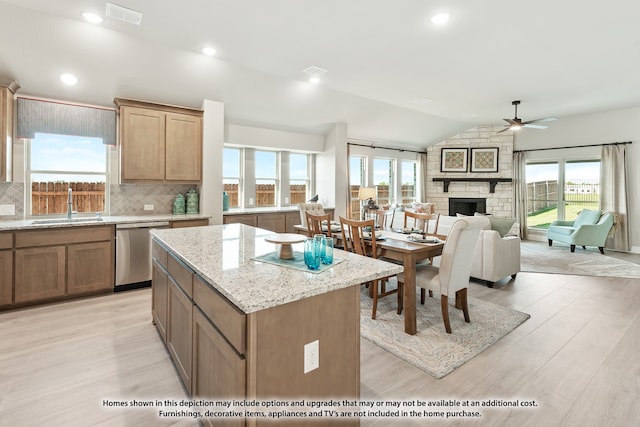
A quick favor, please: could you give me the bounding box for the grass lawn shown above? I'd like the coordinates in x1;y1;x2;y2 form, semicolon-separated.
528;198;598;229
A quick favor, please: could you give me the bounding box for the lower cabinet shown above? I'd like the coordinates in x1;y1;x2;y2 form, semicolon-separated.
167;277;193;392
14;246;66;303
0;233;13;305
67;241;113;295
193;307;246;427
152;259;169;342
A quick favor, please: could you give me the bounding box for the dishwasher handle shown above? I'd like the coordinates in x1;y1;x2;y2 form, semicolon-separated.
116;221;171;229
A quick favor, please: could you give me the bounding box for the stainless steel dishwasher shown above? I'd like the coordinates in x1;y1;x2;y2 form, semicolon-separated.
115;221;170;291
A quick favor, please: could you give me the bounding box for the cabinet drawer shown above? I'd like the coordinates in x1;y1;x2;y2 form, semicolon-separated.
168;253;193;298
170;219;209;228
16;225;113;248
193;276;246;355
152;240;168;269
0;232;12;249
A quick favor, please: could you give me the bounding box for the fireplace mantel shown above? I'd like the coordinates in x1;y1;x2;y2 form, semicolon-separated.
432;177;513;193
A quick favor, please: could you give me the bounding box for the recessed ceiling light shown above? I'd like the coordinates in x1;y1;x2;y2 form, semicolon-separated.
201;47;217;56
431;12;451;25
303;65;328;84
82;12;104;24
309;76;320;85
60;73;78;86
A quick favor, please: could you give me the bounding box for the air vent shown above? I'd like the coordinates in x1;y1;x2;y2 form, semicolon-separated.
302;65;328;77
106;2;143;25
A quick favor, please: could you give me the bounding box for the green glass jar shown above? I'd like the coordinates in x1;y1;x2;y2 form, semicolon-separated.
186;188;199;214
172;193;185;215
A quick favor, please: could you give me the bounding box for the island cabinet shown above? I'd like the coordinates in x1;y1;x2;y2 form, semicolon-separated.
13;226;114;305
0;232;13;306
223;209;332;234
114;98;202;183
150;224;403;426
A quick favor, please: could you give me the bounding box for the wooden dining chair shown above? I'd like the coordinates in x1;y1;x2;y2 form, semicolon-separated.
339;216;401;319
397;217;484;333
305;211;333;238
404;210;440;235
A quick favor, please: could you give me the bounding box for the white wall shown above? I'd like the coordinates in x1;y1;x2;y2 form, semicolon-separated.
201;99;225;224
316;123;348;217
225;123;324;152
515;106;640;252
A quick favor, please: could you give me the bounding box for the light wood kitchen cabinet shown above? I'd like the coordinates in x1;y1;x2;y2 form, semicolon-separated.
67;241;113;295
223;214;257;227
257;213;285;233
167;277;193;393
170;219;209;228
193;308;245;427
114;98;202;183
0;232;14;306
14;246;66;303
12;225;114;306
152;259;169;343
0;78;18;182
223;208;334;233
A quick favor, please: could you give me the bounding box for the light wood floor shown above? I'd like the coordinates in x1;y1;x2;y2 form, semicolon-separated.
1;272;639;426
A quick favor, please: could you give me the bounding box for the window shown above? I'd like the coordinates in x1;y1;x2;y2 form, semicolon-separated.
526;160;600;229
223;148;241;208
289;153;309;205
28;133;107;216
373;158;394;205
255;150;277;207
349;156;366;219
401;160;417;203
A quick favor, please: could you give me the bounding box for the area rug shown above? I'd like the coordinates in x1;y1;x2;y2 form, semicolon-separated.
360;292;529;379
520;240;640;278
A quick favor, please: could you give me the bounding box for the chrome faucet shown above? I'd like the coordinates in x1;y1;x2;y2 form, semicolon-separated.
67;188;73;220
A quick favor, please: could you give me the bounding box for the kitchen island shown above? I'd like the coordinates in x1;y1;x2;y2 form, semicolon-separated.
150;223;403;426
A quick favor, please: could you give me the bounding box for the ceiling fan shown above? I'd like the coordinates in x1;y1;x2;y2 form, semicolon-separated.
499;100;557;133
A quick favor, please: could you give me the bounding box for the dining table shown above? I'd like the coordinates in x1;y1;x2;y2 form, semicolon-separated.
296;222;445;335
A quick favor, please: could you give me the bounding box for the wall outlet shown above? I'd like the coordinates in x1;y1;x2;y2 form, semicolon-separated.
249;198;254;206
144;204;154;211
0;204;15;215
304;340;319;374
284;196;289;204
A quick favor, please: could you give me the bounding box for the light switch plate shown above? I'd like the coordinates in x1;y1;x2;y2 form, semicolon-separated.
144;204;154;211
304;340;319;374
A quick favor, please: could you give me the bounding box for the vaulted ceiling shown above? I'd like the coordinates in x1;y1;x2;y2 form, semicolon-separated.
1;0;639;149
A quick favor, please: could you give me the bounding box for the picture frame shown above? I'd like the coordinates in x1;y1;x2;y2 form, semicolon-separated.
470;147;499;172
440;148;468;172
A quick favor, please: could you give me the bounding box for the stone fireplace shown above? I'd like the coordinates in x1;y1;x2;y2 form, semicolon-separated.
449;197;486;216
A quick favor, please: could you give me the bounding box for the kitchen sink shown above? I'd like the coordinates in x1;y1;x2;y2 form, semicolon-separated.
31;217;105;225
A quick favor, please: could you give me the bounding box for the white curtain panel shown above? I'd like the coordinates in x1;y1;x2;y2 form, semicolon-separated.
600;144;630;251
513;151;528;239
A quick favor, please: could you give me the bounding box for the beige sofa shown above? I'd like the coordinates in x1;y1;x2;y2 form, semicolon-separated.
435;215;521;288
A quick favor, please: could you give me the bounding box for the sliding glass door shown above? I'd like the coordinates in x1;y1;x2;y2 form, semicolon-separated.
526;160;600;229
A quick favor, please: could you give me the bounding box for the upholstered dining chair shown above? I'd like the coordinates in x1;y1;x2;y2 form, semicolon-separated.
339;216;401;320
404;210;441;235
305;211;333;238
298;202;325;228
398;217;484;334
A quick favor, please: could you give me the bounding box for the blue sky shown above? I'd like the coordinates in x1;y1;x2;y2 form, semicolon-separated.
526;161;600;183
31;133;106;182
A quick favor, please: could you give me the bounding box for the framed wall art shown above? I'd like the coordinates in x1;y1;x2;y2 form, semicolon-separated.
440;148;468;172
470;147;499;172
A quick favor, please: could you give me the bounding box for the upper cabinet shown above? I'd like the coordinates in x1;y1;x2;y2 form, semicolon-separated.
114;98;203;183
0;77;19;182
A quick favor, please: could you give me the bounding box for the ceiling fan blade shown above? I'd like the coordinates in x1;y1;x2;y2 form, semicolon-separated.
523;116;558;124
503;118;518;125
497;126;512;133
522;123;548;129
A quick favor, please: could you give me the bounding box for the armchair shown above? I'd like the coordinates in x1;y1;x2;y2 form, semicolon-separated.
547;209;614;254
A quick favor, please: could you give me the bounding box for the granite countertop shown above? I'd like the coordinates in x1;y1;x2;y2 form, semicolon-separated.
0;214;211;231
151;223;404;314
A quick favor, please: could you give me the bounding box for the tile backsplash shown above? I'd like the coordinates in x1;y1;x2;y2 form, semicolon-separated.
110;184;196;215
0;182;197;219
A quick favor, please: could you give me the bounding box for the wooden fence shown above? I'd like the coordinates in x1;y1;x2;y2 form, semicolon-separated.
32;182;106;215
223;183;307;207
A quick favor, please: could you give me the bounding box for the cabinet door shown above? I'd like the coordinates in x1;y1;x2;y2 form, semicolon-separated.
152;260;169;342
165;112;202;182
67;241;113;295
223;215;257;227
15;246;66;303
0;250;12;306
257;213;285;233
193;308;246;427
121;106;165;181
167;278;193;392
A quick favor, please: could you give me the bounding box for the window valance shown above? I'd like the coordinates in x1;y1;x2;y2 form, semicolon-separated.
16;97;116;145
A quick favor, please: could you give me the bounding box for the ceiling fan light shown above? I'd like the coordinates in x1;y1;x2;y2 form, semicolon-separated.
510;124;521;131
